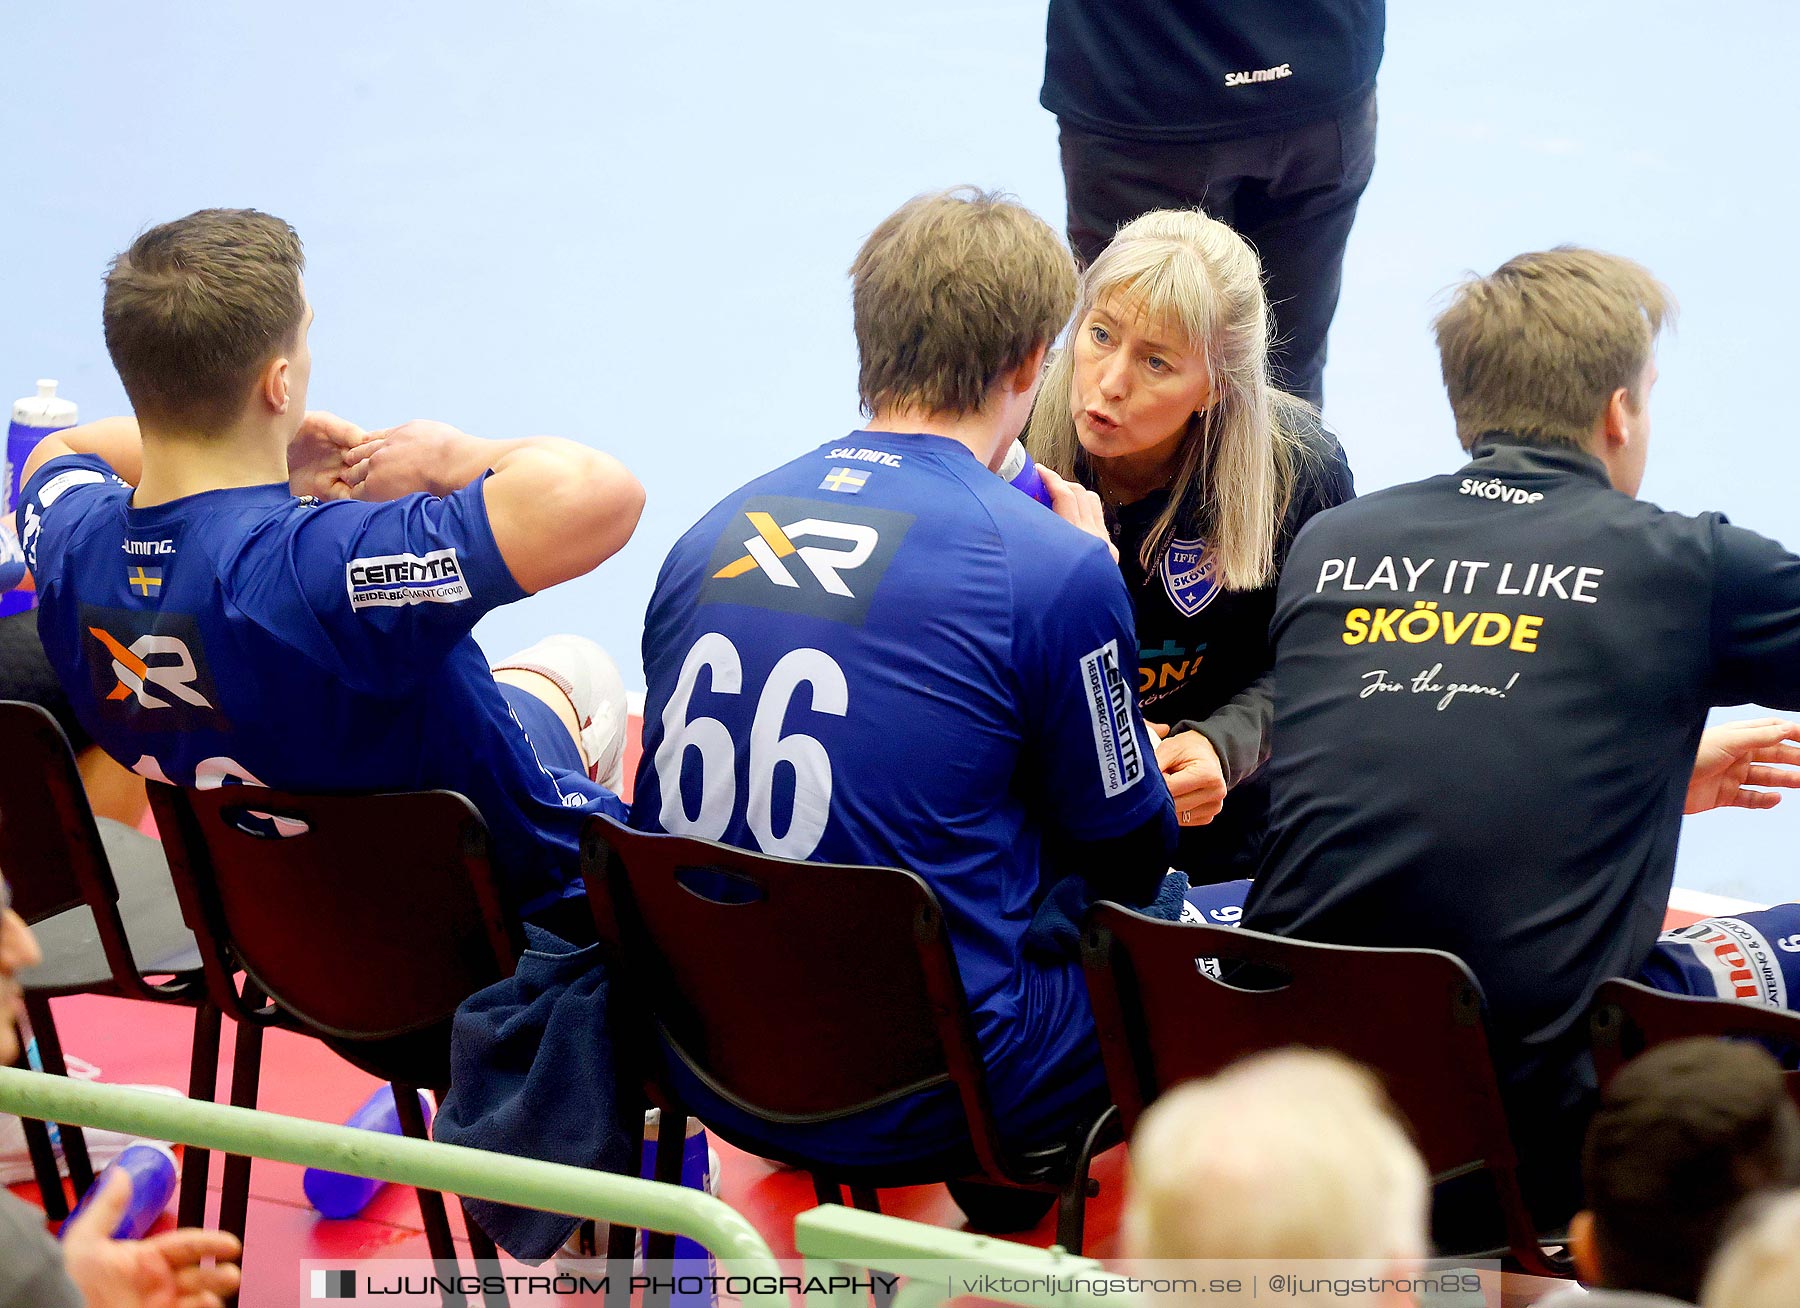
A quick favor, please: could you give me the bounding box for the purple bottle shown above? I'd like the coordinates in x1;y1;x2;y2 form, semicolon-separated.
303;1087;434;1219
58;1142;179;1240
996;439;1054;507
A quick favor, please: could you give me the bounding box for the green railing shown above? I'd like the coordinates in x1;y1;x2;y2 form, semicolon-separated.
0;1066;788;1308
796;1205;1138;1308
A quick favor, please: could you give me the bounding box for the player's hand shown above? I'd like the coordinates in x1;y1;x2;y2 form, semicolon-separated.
1685;717;1800;815
350;419;471;501
1156;727;1226;826
288;410;376;501
63;1169;243;1308
1039;467;1119;563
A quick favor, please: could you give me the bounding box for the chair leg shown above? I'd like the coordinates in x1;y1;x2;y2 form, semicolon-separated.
19;1114;67;1219
178;1001;222;1229
393;1084;473;1308
811;1173;843;1206
218;1015;263;1248
1054;1104;1116;1254
10;1024;68;1221
643;1107;689;1308
843;1187;893;1308
23;993;95;1199
464;1220;508;1308
605;1089;648;1308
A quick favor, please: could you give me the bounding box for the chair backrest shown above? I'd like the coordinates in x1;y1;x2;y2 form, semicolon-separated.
1590;977;1800;1110
581;816;1008;1170
147;783;521;1044
0;701;149;994
1081;903;1522;1183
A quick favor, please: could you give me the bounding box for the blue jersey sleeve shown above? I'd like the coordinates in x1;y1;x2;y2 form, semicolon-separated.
15;453;128;586
1015;538;1173;841
0;519;24;591
232;476;527;693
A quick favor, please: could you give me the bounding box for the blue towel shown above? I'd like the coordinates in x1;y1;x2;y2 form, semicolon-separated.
1023;870;1190;963
434;926;631;1262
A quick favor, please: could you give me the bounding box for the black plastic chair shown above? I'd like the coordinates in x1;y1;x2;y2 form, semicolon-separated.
1589;976;1800;1108
148;782;523;1307
1080;903;1569;1277
580;815;1116;1259
0;700;219;1224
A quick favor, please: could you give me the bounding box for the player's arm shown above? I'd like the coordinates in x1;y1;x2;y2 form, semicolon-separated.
20;417;144;487
1057;810;1179;906
352;419;645;593
1021;543;1179;895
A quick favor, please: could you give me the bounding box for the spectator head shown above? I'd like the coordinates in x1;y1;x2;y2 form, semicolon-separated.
1125;1049;1427;1305
1571;1038;1800;1302
1432;247;1672;495
850;188;1074;449
104;208;311;437
0;877;43;1064
1027;207;1304;592
1701;1189;1800;1308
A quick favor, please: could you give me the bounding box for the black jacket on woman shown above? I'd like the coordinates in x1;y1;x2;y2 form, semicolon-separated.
1105;417;1354;880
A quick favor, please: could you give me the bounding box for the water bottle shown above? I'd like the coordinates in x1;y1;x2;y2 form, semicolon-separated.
58;1142;179;1240
2;380;78;618
303;1087;434;1219
639;1110;716;1307
996;439;1054;507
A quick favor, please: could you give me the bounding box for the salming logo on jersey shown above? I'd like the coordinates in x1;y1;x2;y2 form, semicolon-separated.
81;606;229;730
1225;62;1292;87
346;548;471;611
700;495;913;625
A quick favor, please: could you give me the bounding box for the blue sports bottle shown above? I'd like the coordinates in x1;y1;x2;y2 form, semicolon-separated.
303;1087;434;1218
2;379;78;618
58;1142;179;1240
639;1111;716;1308
996;439;1054;507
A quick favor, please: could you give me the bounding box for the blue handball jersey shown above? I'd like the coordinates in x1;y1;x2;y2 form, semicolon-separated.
18;454;626;918
634;431;1170;1140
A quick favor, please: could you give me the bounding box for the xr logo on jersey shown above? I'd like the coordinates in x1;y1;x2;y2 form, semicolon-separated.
700;495;913;625
81;606;228;729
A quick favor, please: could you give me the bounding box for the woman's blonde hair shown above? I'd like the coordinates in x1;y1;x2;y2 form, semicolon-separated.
1026;209;1311;590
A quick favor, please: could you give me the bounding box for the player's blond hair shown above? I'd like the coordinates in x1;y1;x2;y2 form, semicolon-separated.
1701;1191;1800;1308
1433;247;1673;450
1125;1049;1428;1287
1027;209;1311;591
850;188;1075;419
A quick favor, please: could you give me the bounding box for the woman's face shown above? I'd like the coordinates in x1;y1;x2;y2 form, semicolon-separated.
1071;293;1214;467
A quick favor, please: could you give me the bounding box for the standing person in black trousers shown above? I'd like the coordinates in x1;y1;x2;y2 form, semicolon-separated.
1042;0;1384;409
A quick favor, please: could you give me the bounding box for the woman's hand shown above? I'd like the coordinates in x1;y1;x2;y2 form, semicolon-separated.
1148;721;1227;826
1039;467;1119;563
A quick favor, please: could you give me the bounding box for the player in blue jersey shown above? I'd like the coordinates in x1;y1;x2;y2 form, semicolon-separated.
633;189;1180;1221
18;209;644;933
